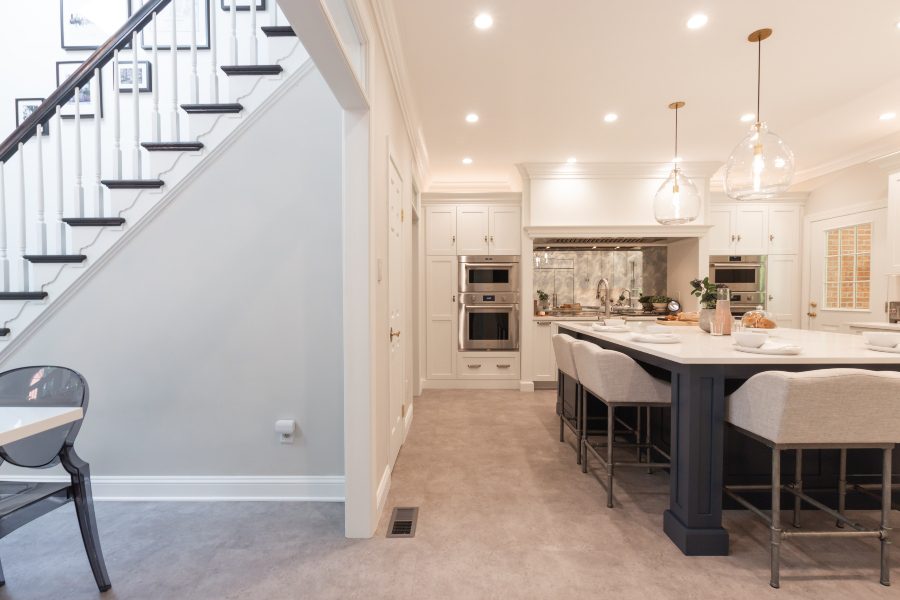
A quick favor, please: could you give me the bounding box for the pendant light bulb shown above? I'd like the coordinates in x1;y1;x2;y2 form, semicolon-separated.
724;28;795;200
654;101;701;225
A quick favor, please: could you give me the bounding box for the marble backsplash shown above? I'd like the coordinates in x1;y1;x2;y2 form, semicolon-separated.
533;247;668;307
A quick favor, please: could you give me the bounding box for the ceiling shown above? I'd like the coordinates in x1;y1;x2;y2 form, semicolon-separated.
388;0;900;189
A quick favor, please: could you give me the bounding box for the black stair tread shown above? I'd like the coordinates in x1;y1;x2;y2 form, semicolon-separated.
101;179;164;189
221;65;283;76
0;292;48;300
23;255;87;264
141;142;204;151
181;103;244;114
261;26;296;37
0;328;9;337
62;217;126;227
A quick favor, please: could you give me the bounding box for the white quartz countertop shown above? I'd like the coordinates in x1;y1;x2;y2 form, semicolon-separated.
0;406;83;445
555;322;900;365
533;314;660;321
848;322;900;331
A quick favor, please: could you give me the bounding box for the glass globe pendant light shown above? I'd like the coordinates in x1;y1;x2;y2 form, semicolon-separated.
654;101;701;225
724;28;795;200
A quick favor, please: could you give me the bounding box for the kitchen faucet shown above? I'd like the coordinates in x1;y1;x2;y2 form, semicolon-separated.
596;278;611;317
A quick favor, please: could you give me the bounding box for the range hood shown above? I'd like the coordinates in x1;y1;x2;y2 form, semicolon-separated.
525;225;712;248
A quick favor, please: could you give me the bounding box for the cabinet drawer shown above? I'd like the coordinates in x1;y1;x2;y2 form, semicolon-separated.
457;354;520;379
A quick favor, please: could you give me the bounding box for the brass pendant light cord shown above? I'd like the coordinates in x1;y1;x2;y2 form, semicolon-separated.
674;104;679;162
756;37;762;124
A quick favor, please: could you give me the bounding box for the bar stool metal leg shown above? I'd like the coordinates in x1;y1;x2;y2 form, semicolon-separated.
607;405;615;508
646;407;653;474
793;449;803;528
581;386;588;474
882;447;892;587
771;448;782;589
635;406;642;465
837;448;847;528
558;372;565;443
575;382;582;465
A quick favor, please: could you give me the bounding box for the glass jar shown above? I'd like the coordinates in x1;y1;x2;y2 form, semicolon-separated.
741;306;778;331
713;286;732;336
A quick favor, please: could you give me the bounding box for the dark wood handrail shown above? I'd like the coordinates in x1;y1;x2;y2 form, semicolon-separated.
0;0;172;164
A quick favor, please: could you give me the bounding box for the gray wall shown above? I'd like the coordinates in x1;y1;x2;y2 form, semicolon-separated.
0;69;344;477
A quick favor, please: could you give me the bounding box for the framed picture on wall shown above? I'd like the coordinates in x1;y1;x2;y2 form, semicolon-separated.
219;0;266;10
15;98;50;135
140;0;211;50
117;60;152;93
60;0;131;50
56;61;103;119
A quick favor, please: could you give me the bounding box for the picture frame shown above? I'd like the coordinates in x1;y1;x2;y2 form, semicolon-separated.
117;60;152;93
15;98;50;135
56;61;103;119
141;0;211;50
60;0;131;50
219;0;266;10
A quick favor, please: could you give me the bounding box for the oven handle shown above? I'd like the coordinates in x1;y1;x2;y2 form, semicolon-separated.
461;304;519;310
710;263;762;268
464;263;518;268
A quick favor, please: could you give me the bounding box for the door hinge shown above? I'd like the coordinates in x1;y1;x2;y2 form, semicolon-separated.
401;208;404;222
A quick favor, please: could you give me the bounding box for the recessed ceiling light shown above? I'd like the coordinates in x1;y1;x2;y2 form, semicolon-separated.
880;112;897;121
465;113;479;123
686;14;708;29
566;157;577;163
896;21;900;30
591;246;597;249
740;113;756;123
603;113;618;123
474;13;493;30
462;157;473;165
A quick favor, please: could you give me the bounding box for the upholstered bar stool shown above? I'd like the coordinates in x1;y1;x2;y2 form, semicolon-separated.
724;369;900;588
571;341;671;508
552;333;582;463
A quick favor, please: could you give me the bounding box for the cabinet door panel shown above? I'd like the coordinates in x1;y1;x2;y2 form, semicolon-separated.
489;206;521;255
456;205;490;255
426;256;457;378
767;255;798;328
425;205;457;255
708;207;735;255
427;320;456;378
532;321;557;381
734;206;768;254
768;206;800;254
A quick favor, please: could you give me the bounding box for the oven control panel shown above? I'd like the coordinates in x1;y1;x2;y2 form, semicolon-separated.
459;292;519;305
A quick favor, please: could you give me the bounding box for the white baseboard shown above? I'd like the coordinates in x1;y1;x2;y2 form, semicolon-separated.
376;464;391;515
0;475;345;502
519;380;535;392
422;379;520;390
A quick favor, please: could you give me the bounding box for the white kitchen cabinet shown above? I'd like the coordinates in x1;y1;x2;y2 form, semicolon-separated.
425;205;458;256
767;206;801;254
426;257;457;379
532;320;558;382
708;206;737;255
889;174;900;273
488;206;522;255
733;206;769;254
457;353;520;380
766;255;799;328
456;205;491;255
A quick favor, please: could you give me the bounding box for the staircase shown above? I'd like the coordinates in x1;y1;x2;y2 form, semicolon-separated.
0;0;309;351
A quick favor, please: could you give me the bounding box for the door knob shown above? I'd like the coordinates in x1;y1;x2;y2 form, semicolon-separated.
390;328;401;340
807;312;817;318
809;301;818;308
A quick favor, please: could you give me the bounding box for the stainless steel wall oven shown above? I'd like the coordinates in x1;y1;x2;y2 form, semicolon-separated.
458;293;520;351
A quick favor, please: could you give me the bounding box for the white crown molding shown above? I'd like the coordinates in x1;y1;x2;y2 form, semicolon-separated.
524;225;712;239
709;191;809;205
867;149;900;173
367;0;430;184
422;191;521;204
517;161;722;180
425;180;515;193
793;134;900;183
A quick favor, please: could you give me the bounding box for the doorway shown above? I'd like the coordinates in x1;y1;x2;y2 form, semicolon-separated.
388;154;405;469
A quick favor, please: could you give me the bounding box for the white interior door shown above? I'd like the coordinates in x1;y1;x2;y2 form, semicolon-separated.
388;159;405;468
807;208;887;331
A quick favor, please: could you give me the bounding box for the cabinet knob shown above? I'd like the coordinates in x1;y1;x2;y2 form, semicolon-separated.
484;235;488;243
451;235;456;243
769;233;775;242
731;234;736;242
452;295;456;302
737;234;742;241
490;235;494;243
768;294;774;301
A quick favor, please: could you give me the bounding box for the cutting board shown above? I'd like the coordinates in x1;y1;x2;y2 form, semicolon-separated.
655;319;700;327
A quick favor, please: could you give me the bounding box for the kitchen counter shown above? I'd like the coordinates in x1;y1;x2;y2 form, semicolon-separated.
533;314;661;321
848;322;900;331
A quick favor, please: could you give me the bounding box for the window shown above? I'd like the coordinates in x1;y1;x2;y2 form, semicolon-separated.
824;223;871;309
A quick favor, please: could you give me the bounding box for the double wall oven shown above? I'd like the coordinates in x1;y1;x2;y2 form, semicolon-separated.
709;255;767;316
458;256;520;351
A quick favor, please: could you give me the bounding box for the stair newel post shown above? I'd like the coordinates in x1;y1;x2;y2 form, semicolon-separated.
151;10;161;142
112;51;122;179
230;0;238;65
93;68;103;218
250;0;258;64
209;0;219;103
132;31;142;179
17;143;28;291
190;0;199;103
55;106;66;254
35;125;47;255
0;162;9;291
73;88;85;219
170;0;180;141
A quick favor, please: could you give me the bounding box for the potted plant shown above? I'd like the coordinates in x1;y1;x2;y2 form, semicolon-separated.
650;295;670;313
690;277;718;332
536;289;550;312
638;295;653;312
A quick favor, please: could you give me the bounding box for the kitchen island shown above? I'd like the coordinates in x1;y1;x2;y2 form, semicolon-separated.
556;322;900;557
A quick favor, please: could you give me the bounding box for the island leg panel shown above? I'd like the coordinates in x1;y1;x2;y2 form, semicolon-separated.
663;364;730;556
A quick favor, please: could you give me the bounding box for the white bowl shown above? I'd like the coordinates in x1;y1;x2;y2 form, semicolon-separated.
862;331;900;348
644;325;670;334
734;332;769;348
604;318;626;327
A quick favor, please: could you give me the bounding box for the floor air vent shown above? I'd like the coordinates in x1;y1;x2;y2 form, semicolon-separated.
386;507;418;538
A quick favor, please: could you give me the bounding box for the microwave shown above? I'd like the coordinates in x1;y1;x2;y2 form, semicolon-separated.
458;255;520;293
709;255;767;294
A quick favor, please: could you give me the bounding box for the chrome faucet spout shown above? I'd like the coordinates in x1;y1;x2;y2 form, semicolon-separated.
596;278;611;317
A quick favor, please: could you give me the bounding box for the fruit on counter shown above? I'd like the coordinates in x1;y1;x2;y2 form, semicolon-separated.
677;311;699;322
742;309;777;329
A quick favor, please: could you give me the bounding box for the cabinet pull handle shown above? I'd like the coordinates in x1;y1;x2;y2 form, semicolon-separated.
769;233;775;242
452;295;456;302
768;294;774;301
467;364;482;369
451;235;456;243
484;235;488;243
490;235;494;243
731;234;736;242
537;321;551;326
497;364;511;369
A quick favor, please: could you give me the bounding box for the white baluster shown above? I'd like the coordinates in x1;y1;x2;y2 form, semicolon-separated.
250;0;258;64
132;32;141;178
112;51;122;179
17;143;28;291
209;0;219;102
55;106;66;254
190;0;199;103
170;1;180;140
272;0;278;26
230;0;238;65
73;88;84;218
35;125;47;255
93;68;103;217
151;10;160;141
0;162;9;290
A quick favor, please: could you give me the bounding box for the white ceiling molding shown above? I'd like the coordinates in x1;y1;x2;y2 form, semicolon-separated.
426;180;515;193
868;149;900;173
792;132;900;183
524;225;712;239
366;0;430;183
422;191;521;204
518;162;721;180
709;191;809;205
